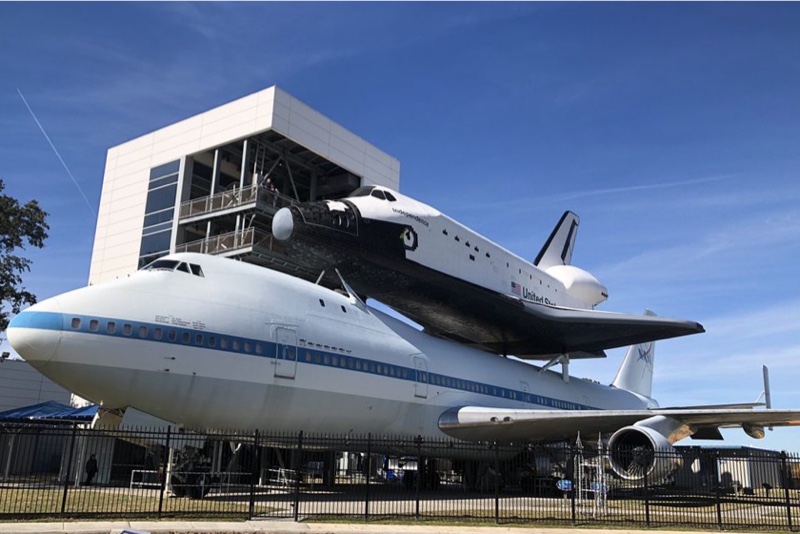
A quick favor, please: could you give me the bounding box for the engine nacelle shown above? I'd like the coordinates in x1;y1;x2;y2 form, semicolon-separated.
608;425;683;482
545;265;608;306
744;424;766;439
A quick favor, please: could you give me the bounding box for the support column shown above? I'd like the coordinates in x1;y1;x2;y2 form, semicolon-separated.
309;170;318;201
211;149;220;195
240;139;250;189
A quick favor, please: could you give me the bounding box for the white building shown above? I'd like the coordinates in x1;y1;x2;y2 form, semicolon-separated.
0;359;71;412
90;85;400;284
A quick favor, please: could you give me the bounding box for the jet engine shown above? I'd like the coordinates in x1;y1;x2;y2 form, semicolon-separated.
608;425;683;482
545;265;608;306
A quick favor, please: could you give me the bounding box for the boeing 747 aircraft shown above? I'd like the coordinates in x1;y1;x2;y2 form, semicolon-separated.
271;186;704;359
8;253;800;482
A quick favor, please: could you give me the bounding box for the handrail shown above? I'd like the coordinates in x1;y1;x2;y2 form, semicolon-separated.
179;185;297;219
175;228;286;256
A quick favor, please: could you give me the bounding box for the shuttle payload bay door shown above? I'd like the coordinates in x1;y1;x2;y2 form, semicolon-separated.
274;327;298;379
412;354;428;399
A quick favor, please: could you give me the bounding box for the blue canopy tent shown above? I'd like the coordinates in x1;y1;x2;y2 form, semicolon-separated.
0;401;100;482
0;400;98;423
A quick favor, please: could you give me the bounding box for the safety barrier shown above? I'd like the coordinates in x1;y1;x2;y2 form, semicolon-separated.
1;423;798;529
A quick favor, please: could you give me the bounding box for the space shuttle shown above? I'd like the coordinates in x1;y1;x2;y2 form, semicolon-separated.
271;185;704;359
8;253;800;483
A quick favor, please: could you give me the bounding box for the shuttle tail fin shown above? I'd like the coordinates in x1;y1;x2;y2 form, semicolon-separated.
534;211;580;269
611;310;657;398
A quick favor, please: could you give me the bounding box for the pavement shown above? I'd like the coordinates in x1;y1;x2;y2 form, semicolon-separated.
0;522;769;534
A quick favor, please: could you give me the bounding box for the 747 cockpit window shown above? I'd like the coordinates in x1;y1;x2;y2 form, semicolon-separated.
142;258;204;277
143;259;180;271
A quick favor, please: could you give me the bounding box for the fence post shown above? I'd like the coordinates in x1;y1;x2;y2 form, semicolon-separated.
249;430;259;520
293;431;303;522
570;446;576;526
782;451;793;531
415;435;422;521
714;451;723;530
364;433;371;522
494;441;500;524
644;451;650;528
157;426;171;519
61;422;78;517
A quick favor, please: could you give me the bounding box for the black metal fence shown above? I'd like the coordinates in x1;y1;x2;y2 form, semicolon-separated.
1;423;799;529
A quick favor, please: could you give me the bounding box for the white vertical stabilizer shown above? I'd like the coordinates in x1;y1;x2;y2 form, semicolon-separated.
611;310;657;398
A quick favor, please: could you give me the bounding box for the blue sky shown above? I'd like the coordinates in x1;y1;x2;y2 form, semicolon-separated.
1;3;800;450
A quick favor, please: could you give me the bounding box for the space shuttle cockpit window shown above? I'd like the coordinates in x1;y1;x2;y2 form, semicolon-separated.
348;186;374;197
190;264;205;277
370;189;387;200
384;191;397;202
176;262;191;274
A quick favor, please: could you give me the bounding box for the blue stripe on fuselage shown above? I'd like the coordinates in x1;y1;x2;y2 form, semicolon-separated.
9;310;63;330
15;311;600;411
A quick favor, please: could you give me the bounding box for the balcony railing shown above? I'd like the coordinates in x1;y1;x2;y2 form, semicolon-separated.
179;185;296;220
175;228;286;256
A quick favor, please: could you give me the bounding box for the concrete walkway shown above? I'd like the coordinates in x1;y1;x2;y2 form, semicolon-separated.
0;522;768;534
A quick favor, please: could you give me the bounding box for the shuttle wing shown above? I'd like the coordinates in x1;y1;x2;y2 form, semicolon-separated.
416;283;703;358
438;406;800;443
513;298;705;355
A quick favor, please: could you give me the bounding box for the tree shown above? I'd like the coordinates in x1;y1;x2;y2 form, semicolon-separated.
0;179;49;333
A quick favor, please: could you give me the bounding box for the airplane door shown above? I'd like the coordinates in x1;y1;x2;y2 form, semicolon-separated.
411;354;428;399
274;327;298;379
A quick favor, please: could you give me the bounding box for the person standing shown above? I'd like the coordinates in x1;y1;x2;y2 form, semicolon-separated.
84;453;98;486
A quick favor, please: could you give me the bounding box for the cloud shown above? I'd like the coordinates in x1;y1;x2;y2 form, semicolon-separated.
448;174;735;214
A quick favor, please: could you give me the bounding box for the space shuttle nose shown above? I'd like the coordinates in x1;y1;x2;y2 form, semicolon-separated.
7;299;63;367
272;207;294;241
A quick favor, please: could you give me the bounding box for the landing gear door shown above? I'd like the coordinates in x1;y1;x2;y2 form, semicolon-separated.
411;354;428;399
274;327;298;379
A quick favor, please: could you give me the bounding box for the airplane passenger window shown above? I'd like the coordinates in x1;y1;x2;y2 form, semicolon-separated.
182;332;190;344
107;322;116;334
370;189;386;200
255;343;263;354
208;336;216;348
123;324;132;336
232;340;240;351
71;318;81;329
89;320;99;331
195;334;203;346
177;262;190;274
168;330;176;342
319;299;325;307
154;328;162;340
190;264;204;277
384;192;397;202
220;338;228;349
244;341;251;352
139;326;148;338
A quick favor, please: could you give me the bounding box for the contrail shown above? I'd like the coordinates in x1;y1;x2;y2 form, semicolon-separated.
17;88;96;216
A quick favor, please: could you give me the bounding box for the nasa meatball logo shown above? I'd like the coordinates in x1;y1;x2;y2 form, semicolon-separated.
401;227;418;251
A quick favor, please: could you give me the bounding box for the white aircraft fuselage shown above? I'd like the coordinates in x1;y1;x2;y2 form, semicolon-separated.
12;252;800;481
9;253;645;438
